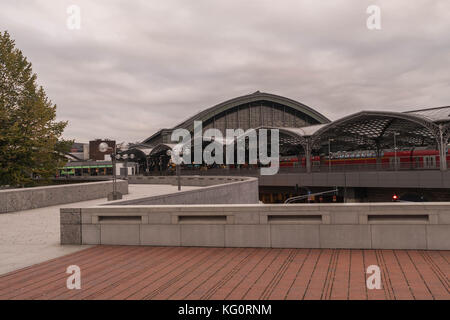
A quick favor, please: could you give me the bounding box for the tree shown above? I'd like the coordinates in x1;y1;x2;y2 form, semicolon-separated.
0;31;72;187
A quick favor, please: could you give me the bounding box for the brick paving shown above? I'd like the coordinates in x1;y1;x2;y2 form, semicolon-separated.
0;246;448;300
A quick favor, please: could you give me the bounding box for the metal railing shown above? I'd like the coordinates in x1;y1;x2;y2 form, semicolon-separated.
60;160;447;179
143;161;446;176
307;162;442;173
284;188;339;203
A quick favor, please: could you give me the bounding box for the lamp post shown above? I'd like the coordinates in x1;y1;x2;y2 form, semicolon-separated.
328;138;334;171
99;142;120;200
393;132;400;171
167;146;190;191
166;149;177;188
122;153;128;177
98;142;134;201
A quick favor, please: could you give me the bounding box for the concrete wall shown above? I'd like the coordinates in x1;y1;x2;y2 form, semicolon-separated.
1;180;128;213
61;202;450;250
113;176;259;205
129;175;254;187
259;170;450;189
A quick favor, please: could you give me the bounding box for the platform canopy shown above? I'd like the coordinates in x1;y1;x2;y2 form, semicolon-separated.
311;111;444;151
265;107;450;171
148;143;177;157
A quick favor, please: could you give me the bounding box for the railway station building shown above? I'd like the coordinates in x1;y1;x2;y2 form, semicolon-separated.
138;91;450;173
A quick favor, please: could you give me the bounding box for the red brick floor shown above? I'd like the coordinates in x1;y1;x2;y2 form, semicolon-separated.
0;246;448;300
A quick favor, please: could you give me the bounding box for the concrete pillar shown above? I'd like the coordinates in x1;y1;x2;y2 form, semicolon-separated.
305;142;312;173
439;145;447;171
438;125;448;171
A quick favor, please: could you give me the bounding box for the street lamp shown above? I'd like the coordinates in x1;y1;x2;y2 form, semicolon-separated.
98;142;121;201
393;132;400;171
98;142;135;201
328;138;335;171
168;146;190;191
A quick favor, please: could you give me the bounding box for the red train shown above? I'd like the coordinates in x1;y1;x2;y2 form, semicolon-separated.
279;148;450;169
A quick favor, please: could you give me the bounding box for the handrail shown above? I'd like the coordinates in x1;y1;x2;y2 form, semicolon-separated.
284;188;338;204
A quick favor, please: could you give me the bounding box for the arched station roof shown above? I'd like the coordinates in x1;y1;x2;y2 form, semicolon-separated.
405;106;450;123
141;90;450;159
142;91;330;145
149;143;177;157
173;91;331;130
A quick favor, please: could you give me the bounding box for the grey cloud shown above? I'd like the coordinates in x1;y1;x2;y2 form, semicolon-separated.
1;0;449;142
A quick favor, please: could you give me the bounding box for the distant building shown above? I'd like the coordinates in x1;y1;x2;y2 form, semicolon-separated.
89;139;116;161
60;139;140;177
67;142;89;161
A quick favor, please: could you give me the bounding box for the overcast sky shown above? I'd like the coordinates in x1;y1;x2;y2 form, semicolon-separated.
1;0;449;143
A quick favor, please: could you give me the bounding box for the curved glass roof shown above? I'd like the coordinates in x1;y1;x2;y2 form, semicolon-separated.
140;92;450;155
173;91;331;130
405;106;450;123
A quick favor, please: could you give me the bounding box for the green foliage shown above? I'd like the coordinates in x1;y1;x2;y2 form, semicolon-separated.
0;31;72;187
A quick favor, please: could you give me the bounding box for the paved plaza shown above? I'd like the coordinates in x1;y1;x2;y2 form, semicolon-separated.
0;184;201;275
1;183;448;300
0;246;448;300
